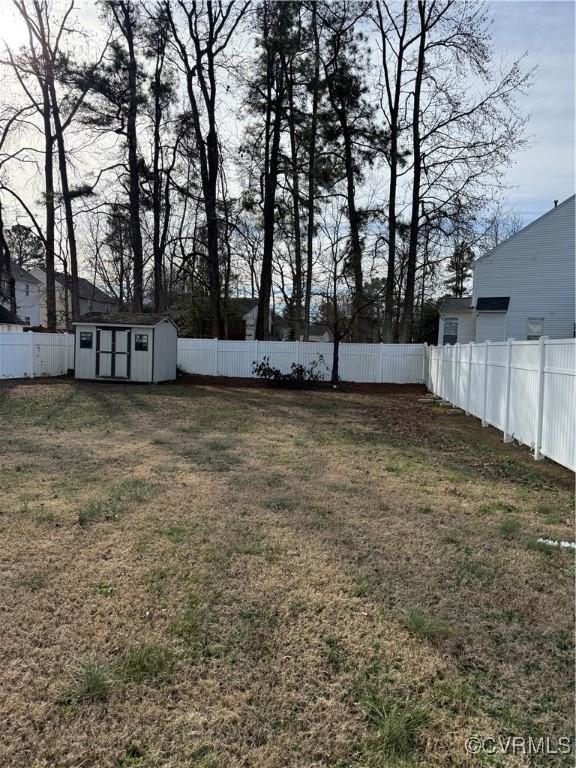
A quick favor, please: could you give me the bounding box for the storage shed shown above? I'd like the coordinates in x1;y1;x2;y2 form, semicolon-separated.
73;313;178;383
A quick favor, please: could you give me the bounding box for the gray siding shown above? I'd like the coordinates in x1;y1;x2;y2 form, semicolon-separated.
437;311;476;345
130;327;153;382
152;320;177;382
473;196;575;340
475;313;507;342
74;324;97;378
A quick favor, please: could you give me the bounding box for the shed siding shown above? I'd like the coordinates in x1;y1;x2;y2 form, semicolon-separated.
472;196;575;341
74;324;97;378
130;327;153;382
153;320;177;381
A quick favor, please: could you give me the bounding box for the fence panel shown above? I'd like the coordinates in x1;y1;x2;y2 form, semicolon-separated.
176;339;425;384
0;332;73;379
426;338;575;472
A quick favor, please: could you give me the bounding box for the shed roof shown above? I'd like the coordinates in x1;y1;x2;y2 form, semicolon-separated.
74;312;177;327
476;296;510;312
438;296;473;314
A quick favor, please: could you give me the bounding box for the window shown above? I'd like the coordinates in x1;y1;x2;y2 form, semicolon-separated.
442;318;458;345
24;316;30;326
135;334;148;351
527;318;544;340
79;331;93;349
25;283;30;296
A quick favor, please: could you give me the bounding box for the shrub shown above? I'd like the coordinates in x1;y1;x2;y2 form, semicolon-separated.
252;355;327;388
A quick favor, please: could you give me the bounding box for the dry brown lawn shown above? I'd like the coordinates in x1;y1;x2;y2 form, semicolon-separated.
0;379;573;768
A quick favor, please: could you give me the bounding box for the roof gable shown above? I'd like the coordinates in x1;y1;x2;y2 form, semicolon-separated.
474;194;575;267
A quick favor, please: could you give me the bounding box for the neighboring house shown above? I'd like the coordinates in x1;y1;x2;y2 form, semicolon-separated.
438;195;576;344
274;316;332;342
172;296;271;340
0;265;41;326
237;299;260;340
0;305;24;331
31;268;117;329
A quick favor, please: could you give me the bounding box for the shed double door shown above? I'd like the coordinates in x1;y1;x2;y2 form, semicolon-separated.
96;328;131;379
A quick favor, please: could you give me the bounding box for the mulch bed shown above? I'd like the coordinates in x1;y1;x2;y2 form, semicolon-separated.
179;373;427;395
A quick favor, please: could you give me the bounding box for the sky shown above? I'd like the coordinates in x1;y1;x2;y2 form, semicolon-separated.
489;0;575;222
1;0;575;230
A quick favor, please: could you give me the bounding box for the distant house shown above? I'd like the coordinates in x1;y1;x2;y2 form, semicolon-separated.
31;268;117;329
274;315;332;342
0;264;41;326
438;195;576;344
0;305;24;331
172;296;271;340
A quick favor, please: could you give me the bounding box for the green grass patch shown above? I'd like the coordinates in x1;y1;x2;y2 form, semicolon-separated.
94;583;116;596
499;516;521;539
59;659;112;705
358;689;430;763
116;644;176;686
78;479;155;526
170;595;209;660
402;609;454;643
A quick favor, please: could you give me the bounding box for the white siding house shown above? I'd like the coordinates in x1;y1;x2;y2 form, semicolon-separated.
438;195;575;344
0;265;41;326
32;268;117;328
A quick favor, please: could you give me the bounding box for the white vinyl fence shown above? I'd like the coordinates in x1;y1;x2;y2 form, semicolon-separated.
177;338;426;384
426;338;576;472
1;331;573;472
0;331;74;379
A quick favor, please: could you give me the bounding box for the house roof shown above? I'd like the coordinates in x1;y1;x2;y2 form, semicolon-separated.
476;296;510;312
10;264;40;284
226;297;259;317
74;312;177;328
438;296;473;314
474;194;576;266
0;306;23;324
54;272;115;304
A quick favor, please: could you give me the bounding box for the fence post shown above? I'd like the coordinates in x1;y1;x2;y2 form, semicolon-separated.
379;343;385;383
503;339;514;443
466;342;473;415
28;331;34;379
455;343;461;406
213;337;218;377
481;340;489;426
422;343;428;387
534;336;548;461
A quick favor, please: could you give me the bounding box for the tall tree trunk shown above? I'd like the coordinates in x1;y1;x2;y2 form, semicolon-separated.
377;1;409;342
303;1;319;341
41;80;57;330
152;53;163;312
286;58;302;338
49;91;80;322
399;0;426;343
122;4;144;312
341;114;364;341
256;47;284;340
